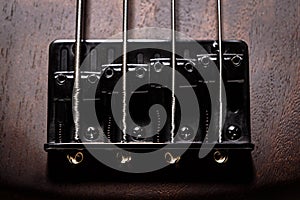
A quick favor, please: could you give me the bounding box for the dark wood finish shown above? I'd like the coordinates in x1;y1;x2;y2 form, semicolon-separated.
0;0;299;199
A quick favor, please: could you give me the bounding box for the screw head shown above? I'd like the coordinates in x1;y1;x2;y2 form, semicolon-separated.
136;67;146;78
226;125;242;140
84;127;100;141
67;152;84;165
116;152;132;164
154;62;164;72
213;150;228;164
132;126;145;141
56;74;67;85
231;55;242;66
87;74;99;84
178;126;194;141
184;62;195;72
105;67;114;78
200;56;210;66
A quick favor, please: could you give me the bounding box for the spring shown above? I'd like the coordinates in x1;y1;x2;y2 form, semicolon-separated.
57;122;63;143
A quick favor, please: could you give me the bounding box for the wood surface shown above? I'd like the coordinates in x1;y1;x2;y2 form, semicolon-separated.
0;0;299;199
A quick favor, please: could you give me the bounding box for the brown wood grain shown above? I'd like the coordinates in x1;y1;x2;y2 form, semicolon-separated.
0;0;299;199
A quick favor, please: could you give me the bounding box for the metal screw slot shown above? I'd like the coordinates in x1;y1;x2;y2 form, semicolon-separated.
213;150;228;164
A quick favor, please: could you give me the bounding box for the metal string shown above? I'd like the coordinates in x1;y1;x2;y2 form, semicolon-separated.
72;0;222;144
73;0;84;141
170;0;176;143
217;0;223;143
122;0;128;142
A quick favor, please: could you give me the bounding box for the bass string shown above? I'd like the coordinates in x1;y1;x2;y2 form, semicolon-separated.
73;0;84;142
121;0;176;143
171;0;224;143
217;0;223;143
122;0;128;142
171;0;176;143
73;0;224;143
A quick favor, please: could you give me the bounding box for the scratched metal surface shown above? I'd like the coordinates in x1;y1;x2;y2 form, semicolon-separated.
0;0;299;199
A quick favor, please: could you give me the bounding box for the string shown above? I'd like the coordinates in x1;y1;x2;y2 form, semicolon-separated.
170;0;176;143
73;0;84;141
217;0;223;143
122;0;128;142
72;0;222;144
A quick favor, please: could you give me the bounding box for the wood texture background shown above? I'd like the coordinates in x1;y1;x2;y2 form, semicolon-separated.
0;0;299;199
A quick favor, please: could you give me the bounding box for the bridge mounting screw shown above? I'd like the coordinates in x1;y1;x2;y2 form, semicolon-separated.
213;150;228;164
67;152;84;165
